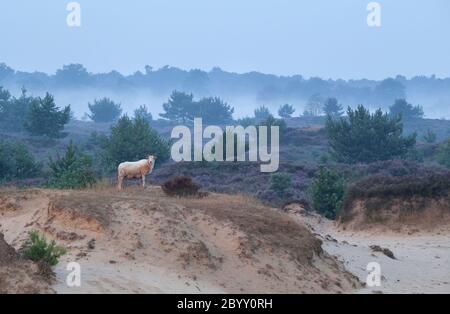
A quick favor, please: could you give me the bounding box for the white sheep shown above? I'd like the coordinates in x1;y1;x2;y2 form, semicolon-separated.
117;155;157;191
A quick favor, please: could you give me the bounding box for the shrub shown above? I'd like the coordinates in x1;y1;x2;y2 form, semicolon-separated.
311;167;345;219
100;116;170;172
87;98;122;123
270;173;292;198
47;141;97;189
22;231;66;267
24;93;71;138
162;176;202;197
0;140;41;182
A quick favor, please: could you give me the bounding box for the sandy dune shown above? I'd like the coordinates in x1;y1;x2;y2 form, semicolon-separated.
2;186;448;294
0;187;359;294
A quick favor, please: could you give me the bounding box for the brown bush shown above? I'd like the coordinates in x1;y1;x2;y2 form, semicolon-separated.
161;176;204;197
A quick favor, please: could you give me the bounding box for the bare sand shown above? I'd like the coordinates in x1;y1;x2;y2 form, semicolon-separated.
285;204;450;294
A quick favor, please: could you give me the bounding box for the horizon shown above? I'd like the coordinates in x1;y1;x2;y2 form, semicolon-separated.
2;61;450;81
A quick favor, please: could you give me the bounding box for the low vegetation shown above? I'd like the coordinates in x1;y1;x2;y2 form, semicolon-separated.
22;231;66;267
0;139;41;182
344;173;450;201
162;176;203;197
311;167;345;220
270;173;292;198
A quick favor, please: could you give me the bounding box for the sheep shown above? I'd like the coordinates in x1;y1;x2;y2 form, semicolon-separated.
117;155;157;191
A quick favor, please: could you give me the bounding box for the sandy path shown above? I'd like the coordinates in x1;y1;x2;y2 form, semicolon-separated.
289;210;450;294
323;233;450;294
53;257;226;294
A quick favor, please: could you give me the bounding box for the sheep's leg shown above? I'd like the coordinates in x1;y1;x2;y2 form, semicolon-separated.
142;174;146;188
117;176;123;191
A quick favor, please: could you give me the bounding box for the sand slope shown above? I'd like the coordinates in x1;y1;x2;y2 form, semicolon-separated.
0;232;54;294
0;187;359;294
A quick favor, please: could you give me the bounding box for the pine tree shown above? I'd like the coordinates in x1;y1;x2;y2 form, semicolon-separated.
326;105;416;163
48;141;96;189
87;98;122;123
423;129;437;143
254;106;272;122
134;104;153;123
323;98;344;118
24;93;71;138
278;104;295;119
100;116;170;172
159;91;194;123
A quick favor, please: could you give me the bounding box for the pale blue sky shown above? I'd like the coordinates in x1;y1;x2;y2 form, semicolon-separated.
0;0;449;79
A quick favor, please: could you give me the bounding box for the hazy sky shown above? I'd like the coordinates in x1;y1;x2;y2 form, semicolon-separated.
0;0;449;79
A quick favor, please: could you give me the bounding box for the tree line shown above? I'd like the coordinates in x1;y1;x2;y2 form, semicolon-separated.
2;62;449;110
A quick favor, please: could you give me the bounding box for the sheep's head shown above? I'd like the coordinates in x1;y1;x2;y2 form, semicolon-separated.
148;155;157;167
148;155;157;161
